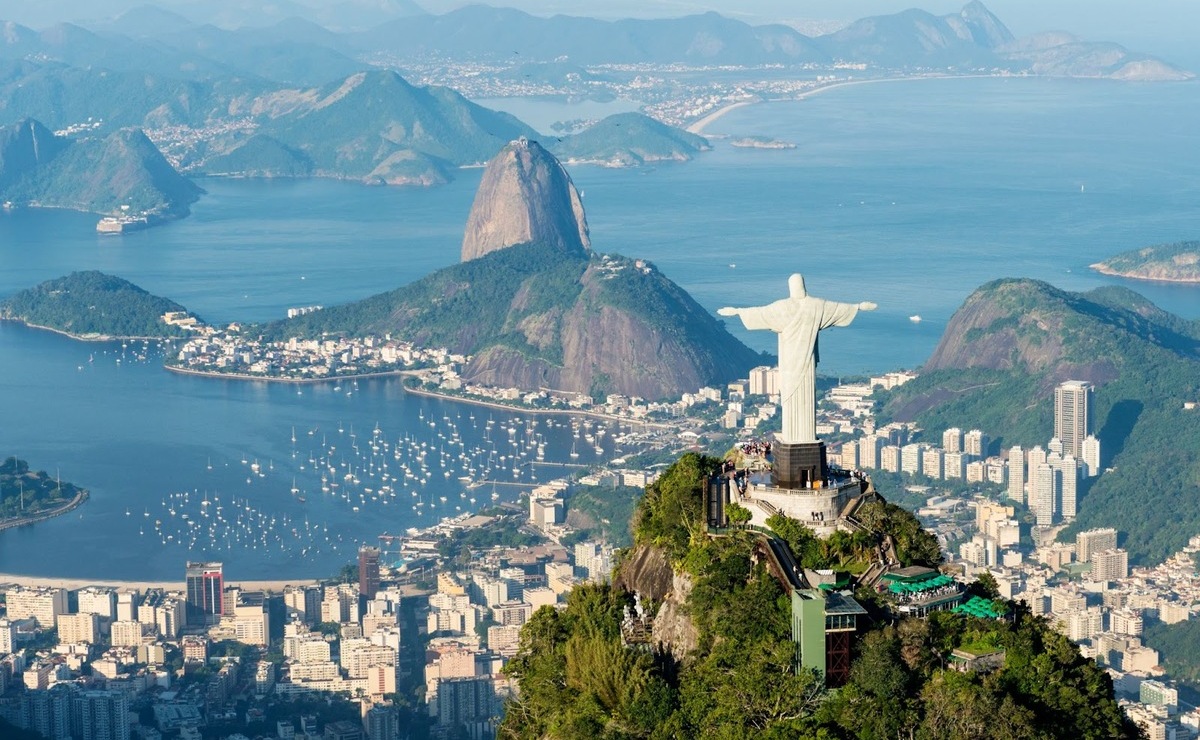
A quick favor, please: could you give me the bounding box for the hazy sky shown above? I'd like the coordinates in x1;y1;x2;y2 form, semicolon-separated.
1;0;1195;67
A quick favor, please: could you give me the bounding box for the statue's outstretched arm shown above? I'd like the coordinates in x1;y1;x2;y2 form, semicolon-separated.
717;307;740;317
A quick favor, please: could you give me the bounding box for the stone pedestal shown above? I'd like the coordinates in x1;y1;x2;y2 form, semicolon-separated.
772;441;827;490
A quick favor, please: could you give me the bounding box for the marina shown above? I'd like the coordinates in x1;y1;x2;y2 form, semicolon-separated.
0;323;660;579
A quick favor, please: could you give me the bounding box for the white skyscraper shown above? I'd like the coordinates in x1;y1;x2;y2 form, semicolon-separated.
1007;445;1025;503
1081;435;1101;477
1057;455;1079;520
1027;445;1047;472
1032;463;1057;527
1055;380;1094;459
964;429;988;458
900;443;923;475
942;427;963;454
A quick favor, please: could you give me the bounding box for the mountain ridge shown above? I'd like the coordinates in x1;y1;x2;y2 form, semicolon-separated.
0;118;201;220
879;278;1200;564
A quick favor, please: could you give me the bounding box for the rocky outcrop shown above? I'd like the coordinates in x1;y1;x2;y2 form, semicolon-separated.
460;254;763;399
614;544;674;601
651;570;698;663
614;544;698;663
461;138;589;262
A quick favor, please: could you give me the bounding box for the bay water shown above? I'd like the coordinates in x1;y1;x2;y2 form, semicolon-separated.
1;76;1198;579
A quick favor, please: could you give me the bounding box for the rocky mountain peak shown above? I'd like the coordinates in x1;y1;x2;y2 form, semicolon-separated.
461;137;590;262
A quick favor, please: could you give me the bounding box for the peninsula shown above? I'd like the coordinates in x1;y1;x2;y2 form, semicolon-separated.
1090;241;1200;284
0;271;202;340
0;456;89;532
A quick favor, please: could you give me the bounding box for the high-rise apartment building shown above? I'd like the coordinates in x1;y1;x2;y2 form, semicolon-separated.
943;451;965;479
748;366;779;396
900;443;923;475
185;562;224;623
1032;463;1057;527
859;435;883;469
57;613;99;645
942;427;963;454
1027;445;1047;471
1091;549;1129;582
359;547;382;600
1007;445;1025;503
1057;455;1078;520
1055;380;1094;459
284;585;323;625
5;587;68;629
1076;528;1118;563
963;429;988;458
76;587;117;623
74;690;131;740
1081;435;1101;477
922;446;944;479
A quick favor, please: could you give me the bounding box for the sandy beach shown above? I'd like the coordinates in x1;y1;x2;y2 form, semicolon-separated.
686;74;997;135
0;573;320;592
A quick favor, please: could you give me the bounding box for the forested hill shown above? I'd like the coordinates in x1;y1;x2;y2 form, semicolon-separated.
1;457;86;519
259;241;763;400
0;118;201;218
878;278;1200;563
549;113;710;167
0;271;196;339
499;453;1138;738
1091;240;1200;283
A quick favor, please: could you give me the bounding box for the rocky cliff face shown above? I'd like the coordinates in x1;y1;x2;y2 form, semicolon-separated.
459;252;762;399
0;118;68;190
614;544;698;663
461;138;590;262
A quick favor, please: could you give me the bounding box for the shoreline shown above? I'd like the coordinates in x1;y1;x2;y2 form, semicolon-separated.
1089;264;1200;284
0;318;178;343
163;364;420;385
686;73;1021;134
0;490;89;533
0;573;320;592
402;384;669;429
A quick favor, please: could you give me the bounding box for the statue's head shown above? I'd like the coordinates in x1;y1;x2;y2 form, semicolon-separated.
788;273;807;298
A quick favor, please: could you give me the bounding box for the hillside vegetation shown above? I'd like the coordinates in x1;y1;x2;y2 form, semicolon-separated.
878;278;1200;564
500;453;1139;739
0;119;200;218
1;457;86;519
1092;240;1200;283
259;242;763;399
550;113;709;167
0;271;195;338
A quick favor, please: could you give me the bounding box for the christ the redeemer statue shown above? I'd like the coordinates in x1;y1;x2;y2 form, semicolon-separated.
720;274;875;445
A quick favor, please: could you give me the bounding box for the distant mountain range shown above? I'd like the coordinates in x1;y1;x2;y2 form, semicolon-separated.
200;70;536;183
0;118;200;219
0;2;1189;94
880;278;1200;565
0;2;1190;218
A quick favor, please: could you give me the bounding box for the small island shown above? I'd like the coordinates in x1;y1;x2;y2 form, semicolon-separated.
550;112;710;167
0;271;204;340
1090;240;1200;284
0;457;89;531
730;135;797;150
